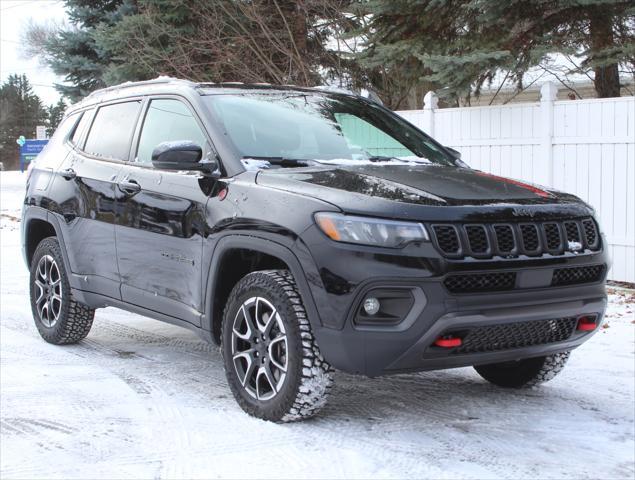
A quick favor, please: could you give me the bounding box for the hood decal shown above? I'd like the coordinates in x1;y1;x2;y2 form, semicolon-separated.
474;171;553;198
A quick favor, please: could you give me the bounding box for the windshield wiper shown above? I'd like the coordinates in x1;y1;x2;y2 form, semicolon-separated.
366;155;400;162
242;156;318;167
366;155;431;164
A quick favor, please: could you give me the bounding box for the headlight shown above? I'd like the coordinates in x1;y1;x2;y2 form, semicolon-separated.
314;212;428;248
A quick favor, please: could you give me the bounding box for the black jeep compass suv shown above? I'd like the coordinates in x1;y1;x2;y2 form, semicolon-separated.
22;78;608;422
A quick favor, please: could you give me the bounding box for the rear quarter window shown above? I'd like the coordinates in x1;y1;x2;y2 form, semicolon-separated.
84;101;141;160
48;113;80;146
69;110;93;147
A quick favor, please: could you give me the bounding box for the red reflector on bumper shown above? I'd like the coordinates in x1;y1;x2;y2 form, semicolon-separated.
434;337;462;348
577;316;597;331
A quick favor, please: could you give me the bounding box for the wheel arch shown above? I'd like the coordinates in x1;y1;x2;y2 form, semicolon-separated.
23;208;74;285
204;235;323;345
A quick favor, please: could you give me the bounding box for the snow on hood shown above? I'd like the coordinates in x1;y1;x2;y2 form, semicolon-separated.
241;158;272;170
241;156;432;171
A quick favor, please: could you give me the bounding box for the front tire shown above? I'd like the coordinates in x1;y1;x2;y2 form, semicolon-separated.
221;270;333;422
474;351;571;388
29;237;95;344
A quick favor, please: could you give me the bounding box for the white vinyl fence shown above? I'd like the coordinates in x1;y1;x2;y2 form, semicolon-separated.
397;82;635;283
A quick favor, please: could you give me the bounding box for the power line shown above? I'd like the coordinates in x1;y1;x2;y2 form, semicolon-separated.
0;1;59;12
0;66;47;72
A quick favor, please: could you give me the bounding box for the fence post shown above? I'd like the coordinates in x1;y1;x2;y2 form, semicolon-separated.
540;81;558;187
423;90;438;137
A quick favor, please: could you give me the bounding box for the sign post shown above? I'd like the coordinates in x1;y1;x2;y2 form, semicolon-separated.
19;139;49;172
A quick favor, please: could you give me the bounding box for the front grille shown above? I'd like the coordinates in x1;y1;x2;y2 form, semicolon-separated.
493;225;515;253
432;225;460;254
520;224;540;252
452;317;578;354
564;221;581;243
465;225;489;254
543;223;562;251
582;219;598;248
552;265;605;286
429;217;600;259
444;272;516;293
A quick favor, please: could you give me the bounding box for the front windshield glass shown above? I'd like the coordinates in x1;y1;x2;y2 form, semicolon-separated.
204;92;455;167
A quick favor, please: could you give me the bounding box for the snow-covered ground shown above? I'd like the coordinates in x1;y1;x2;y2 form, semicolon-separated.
1;170;634;479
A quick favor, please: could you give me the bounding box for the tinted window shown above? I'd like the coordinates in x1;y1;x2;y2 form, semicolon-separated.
136;99;208;164
70;110;93;146
84;101;141;160
37;112;78;157
50;113;79;145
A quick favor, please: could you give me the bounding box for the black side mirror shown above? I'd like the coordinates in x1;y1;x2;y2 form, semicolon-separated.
445;146;462;160
151;141;218;173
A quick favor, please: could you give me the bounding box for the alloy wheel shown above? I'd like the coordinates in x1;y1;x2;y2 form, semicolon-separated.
34;255;63;328
231;296;288;401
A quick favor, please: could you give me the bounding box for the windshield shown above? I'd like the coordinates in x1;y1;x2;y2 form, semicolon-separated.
204;92;455;168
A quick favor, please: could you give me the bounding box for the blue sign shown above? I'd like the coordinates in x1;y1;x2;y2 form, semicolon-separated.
19;139;49;172
20;139;48;155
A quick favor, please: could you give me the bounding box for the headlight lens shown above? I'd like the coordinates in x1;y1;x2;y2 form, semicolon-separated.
314;212;428;248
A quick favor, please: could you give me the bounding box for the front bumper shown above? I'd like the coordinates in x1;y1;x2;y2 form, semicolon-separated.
301;225;609;377
313;281;606;377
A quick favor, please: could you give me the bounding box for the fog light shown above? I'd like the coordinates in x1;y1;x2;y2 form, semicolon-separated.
363;297;380;315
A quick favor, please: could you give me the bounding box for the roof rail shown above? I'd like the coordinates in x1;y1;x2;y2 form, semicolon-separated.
313;84;384;105
87;76;197;97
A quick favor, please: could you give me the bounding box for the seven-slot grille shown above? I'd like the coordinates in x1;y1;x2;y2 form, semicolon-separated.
431;218;599;258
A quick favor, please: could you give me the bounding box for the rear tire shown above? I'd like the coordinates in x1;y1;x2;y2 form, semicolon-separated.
221;270;333;422
29;237;95;344
474;352;571;388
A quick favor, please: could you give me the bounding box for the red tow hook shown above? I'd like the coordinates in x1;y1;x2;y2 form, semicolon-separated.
577;316;597;331
434;336;462;348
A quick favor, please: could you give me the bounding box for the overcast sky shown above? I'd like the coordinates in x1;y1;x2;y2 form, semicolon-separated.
1;0;68;105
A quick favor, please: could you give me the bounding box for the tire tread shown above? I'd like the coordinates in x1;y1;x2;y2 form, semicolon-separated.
475;351;570;388
221;269;333;422
30;237;95;345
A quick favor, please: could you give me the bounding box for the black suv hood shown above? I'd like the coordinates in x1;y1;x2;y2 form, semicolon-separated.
256;164;592;221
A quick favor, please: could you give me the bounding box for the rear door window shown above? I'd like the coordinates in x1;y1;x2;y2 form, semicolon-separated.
84;101;141;161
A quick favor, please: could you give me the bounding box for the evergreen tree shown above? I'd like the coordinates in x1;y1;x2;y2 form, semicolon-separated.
46;99;68;136
96;0;355;87
27;0;358;97
358;0;635;103
0;75;48;170
25;0;136;101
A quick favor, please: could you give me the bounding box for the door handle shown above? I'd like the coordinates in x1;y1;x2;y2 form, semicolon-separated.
118;179;141;195
60;168;76;180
